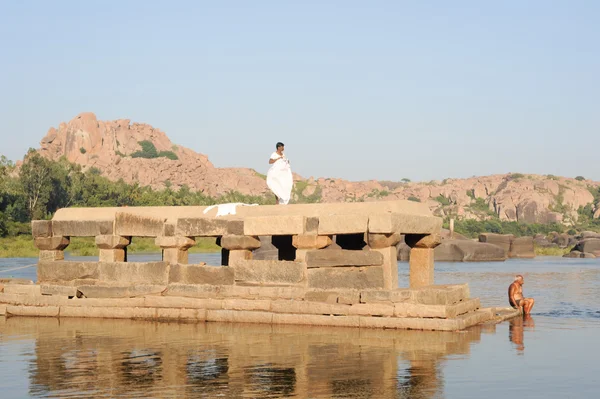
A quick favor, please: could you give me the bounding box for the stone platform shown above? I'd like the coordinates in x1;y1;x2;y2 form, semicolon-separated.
0;200;514;331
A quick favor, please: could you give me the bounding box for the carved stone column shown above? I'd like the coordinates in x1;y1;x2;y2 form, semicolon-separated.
219;235;260;266
155;236;195;265
35;236;70;261
406;233;441;289
367;233;401;289
96;235;131;262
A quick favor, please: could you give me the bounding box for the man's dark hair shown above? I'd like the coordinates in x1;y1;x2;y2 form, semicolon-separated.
276;142;284;149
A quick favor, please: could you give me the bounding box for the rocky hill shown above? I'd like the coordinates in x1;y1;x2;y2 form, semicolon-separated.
36;113;600;225
38;113;268;197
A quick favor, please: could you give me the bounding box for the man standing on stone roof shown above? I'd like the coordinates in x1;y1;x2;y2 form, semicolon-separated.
267;142;293;205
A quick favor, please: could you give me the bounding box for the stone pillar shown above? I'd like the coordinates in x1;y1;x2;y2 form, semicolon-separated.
367;233;401;289
292;235;332;262
95;235;131;262
155;236;195;264
219;235;260;266
34;236;70;261
406;233;441;289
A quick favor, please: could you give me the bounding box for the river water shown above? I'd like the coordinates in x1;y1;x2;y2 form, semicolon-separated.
1;255;599;398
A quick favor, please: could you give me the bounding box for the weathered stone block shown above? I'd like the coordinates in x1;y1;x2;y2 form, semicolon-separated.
40;285;78;297
206;309;273;324
360;289;413;303
2;284;41;296
295;249;309;262
39;250;65;261
169;264;234;285
227;249;253;266
307;267;384;290
244;215;307;236
348;303;394;316
31;220;52;238
96;262;170;285
305;249;383;268
337;290;361;305
0;304;6;315
95;235;131;249
162;222;176;237
271;299;351;315
77;285;166;298
52;220;113;237
155;236;195;249
411;284;470;305
409;248;434;288
220;235;261;250
176;218;244;236
405;233;442;249
162;248;189;265
304;290;339;303
317;215;368;235
38;261;99;283
144;295;222;309
220;285;305;299
367;233;401;249
292;235;332;249
163;283;222;299
115;212;165;237
272;313;360;327
233;260;305;285
368;214;442;235
374;246;398;290
59;306;156;319
99;249;126;262
395;298;480;318
306;217;319;234
34;236;70;251
222;298;271;312
6;305;59;317
156;308;204;321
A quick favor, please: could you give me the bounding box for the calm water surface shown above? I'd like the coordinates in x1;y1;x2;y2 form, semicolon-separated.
1;255;599;398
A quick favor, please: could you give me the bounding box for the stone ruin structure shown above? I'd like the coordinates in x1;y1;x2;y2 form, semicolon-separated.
0;201;518;331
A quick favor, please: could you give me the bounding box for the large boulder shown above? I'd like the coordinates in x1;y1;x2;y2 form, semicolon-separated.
533;236;558;248
435;240;507;262
479;233;512;254
563;250;582;258
509;236;535;258
581;231;600;239
551;234;571;248
572;238;600;256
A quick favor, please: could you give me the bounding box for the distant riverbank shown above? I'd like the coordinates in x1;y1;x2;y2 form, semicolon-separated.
0;235;221;258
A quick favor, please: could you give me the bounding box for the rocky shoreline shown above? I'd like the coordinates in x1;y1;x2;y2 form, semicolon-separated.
393;230;600;262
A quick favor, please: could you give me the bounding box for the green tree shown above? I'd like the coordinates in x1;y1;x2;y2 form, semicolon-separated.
19;149;53;219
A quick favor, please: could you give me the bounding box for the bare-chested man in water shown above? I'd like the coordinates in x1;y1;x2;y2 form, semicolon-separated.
508;275;535;314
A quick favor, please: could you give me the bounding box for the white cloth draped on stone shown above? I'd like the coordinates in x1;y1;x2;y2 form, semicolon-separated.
203;203;258;217
267;155;293;205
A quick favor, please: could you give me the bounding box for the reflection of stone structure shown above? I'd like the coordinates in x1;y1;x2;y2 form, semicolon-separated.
0;317;491;398
0;201;509;331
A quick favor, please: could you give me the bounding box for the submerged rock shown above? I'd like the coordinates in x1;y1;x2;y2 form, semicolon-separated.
435;240;507;262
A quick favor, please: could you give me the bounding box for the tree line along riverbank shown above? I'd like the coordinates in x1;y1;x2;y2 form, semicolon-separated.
1;152;598;258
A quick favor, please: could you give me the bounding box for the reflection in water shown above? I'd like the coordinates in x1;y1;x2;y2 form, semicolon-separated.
0;317;485;398
509;315;535;354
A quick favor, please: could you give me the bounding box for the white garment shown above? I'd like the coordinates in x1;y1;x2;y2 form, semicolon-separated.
267;152;293;205
203;203;258;217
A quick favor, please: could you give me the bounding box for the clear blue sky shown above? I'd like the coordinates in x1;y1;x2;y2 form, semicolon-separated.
1;1;598;182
